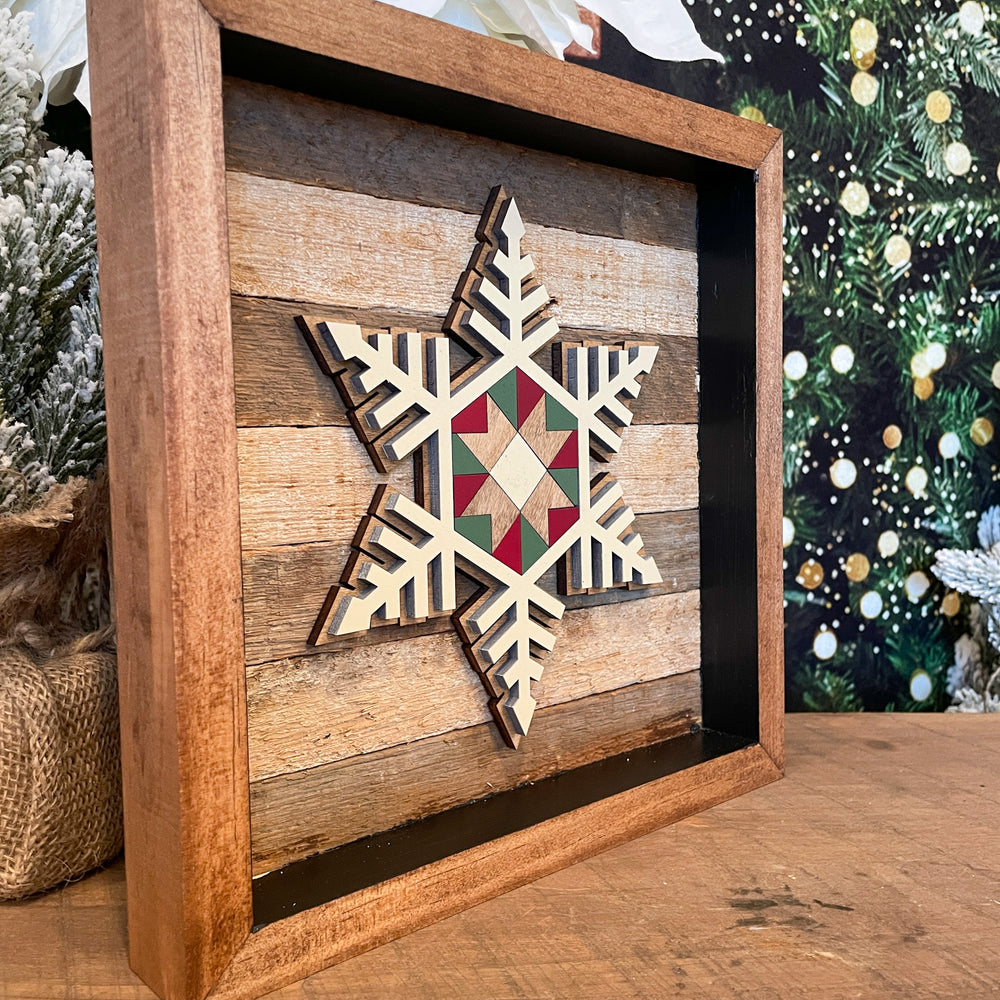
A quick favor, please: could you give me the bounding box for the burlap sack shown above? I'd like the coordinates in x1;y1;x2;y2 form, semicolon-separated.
0;474;122;899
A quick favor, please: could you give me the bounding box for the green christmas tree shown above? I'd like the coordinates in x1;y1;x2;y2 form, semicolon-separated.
0;8;102;513
729;0;1000;710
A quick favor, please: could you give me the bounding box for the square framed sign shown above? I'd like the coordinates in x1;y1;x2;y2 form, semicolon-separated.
87;1;784;997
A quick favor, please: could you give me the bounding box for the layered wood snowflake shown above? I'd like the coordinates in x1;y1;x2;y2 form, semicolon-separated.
298;186;661;748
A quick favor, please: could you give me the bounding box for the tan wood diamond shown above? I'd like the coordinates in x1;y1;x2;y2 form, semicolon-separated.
297;186;662;748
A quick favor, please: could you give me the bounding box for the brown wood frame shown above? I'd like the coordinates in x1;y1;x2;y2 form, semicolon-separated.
87;1;784;998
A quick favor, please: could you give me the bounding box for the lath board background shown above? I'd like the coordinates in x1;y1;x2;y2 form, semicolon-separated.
222;77;702;878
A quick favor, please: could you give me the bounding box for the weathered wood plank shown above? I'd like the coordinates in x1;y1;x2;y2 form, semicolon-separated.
246;589;700;782
222;77;698;252
241;510;699;666
226;172;698;337
231;296;698;429
235;427;413;549
250;671;701;875
237;424;697;549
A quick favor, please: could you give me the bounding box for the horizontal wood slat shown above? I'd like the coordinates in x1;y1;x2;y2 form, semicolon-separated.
250;670;701;875
226;172;698;337
222;77;698;252
241;509;699;666
237;424;698;549
246;589;700;782
231;296;698;429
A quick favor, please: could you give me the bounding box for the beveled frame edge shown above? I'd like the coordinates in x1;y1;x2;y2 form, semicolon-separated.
87;1;249;999
87;1;784;998
755;138;786;770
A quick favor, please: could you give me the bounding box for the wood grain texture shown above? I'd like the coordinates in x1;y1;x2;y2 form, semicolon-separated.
250;670;701;875
237;424;696;550
235;427;413;549
241;509;699;666
205;0;780;172
226;173;698;338
215;743;780;1000
87;0;251;998
221;77;698;251
755;139;785;771
246;589;701;782
231;296;698;428
6;717;998;1000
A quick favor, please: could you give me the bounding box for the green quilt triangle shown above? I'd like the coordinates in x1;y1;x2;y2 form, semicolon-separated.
520;515;549;570
455;514;492;553
548;467;579;505
452;434;487;475
545;393;576;431
488;370;518;427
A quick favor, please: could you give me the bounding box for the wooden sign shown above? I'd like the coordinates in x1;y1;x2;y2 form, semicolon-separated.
88;2;783;999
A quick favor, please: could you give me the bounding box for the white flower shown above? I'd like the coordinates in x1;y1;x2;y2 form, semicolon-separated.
3;0;720;124
387;0;722;61
2;0;89;116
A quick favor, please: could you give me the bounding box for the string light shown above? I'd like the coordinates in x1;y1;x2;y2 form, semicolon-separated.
878;531;900;557
830;344;855;373
784;350;808;380
958;1;986;35
884;234;911;267
860;591;884;618
883;425;903;449
945;141;972;176
813;629;838;660
924;90;952;123
851;72;879;106
830;458;858;488
938;432;960;459
941;592;961;616
909;669;933;701
840;181;870;215
844;553;870;581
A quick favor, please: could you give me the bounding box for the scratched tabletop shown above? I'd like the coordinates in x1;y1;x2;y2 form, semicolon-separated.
2;713;998;999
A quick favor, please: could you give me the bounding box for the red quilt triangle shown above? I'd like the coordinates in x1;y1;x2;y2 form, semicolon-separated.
548;506;580;544
549;430;578;469
452;393;489;433
516;370;545;429
493;515;523;573
453;473;490;516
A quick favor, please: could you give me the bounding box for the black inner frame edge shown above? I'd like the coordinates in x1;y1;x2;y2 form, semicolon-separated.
219;30;760;930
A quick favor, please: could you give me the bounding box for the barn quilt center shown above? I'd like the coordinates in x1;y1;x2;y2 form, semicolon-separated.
452;370;580;575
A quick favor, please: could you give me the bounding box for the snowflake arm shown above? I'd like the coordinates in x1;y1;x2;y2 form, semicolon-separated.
561;342;659;461
446;186;559;372
567;474;662;592
302;320;452;466
456;585;563;747
313;487;457;641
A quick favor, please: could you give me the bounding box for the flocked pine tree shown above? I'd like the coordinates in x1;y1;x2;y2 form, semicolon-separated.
723;0;1000;710
932;504;1000;708
0;8;102;512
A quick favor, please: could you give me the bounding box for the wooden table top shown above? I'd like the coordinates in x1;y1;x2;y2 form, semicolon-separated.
2;713;998;999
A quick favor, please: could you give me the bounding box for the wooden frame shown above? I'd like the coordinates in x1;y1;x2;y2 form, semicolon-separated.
87;2;783;998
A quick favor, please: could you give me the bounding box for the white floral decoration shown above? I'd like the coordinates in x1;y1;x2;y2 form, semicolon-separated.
2;0;88;115
5;0;721;121
385;0;722;62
